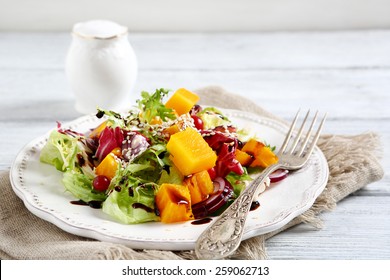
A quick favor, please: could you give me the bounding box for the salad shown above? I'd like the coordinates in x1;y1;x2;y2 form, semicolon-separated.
40;88;285;224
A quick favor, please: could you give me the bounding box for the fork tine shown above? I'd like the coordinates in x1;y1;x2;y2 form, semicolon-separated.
288;110;310;154
279;109;300;154
297;111;318;156
299;112;327;157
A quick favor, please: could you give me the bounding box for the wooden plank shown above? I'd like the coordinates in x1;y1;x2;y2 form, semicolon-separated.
266;196;390;259
1;68;390;120
1;31;390;70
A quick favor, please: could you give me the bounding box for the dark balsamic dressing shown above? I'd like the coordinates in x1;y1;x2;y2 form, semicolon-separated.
70;200;87;206
250;201;260;211
191;217;212;225
76;154;86;167
132;203;154;213
70;200;102;209
88;200;103;209
190;202;260;226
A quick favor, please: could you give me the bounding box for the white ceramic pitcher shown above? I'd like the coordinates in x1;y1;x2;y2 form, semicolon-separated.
66;20;138;114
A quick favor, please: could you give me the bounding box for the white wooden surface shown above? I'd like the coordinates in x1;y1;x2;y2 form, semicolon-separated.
0;30;389;259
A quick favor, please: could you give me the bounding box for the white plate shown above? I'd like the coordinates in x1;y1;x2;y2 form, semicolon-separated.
10;109;329;250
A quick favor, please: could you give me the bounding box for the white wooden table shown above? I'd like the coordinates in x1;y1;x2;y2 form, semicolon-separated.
0;30;389;259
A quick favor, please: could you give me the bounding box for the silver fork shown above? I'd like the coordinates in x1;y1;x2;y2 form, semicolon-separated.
195;110;327;260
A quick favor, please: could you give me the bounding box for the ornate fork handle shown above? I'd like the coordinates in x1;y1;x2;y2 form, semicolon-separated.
195;110;326;259
195;163;282;260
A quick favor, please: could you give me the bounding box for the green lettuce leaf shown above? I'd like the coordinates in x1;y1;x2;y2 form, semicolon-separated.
95;108;125;128
40;130;79;172
137;88;176;123
197;107;231;129
128;143;169;183
62;171;107;202
226;168;253;198
101;157;162;224
102;182;159;224
158;165;184;185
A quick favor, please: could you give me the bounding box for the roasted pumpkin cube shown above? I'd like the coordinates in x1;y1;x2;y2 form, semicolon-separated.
250;146;278;168
155;183;193;223
95;151;119;180
242;139;265;155
89;121;108;139
184;170;214;204
163;115;193;138
165;88;200;116
234;149;253;166
242;139;278;168
167;127;217;176
164;124;181;136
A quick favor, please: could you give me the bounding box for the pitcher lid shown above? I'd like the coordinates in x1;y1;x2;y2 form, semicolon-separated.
72;20;128;40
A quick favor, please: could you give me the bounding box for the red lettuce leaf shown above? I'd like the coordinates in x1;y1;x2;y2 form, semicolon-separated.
216;142;244;178
202;130;235;150
202;130;244;177
95;126;124;161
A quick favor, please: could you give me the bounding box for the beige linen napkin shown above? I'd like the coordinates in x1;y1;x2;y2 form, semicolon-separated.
0;86;384;260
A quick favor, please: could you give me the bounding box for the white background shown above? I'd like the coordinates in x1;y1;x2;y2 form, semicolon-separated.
1;0;390;31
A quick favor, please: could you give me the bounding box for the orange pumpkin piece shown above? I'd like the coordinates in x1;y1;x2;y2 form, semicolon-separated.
155;183;194;223
163;123;181;137
95;151;119;180
165;88;200;116
150;116;163;125
241;138;265;154
242;139;278;168
250;146;278;168
184;170;214;204
167;127;217;176
234;149;253;166
163;115;193;138
89;121;108;139
110;147;122;157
